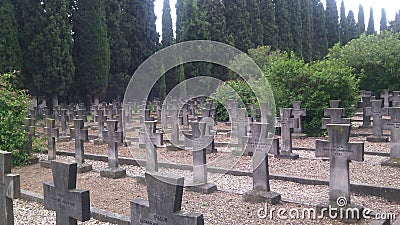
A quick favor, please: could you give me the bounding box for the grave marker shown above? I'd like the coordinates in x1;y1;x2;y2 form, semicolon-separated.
41;119;59;168
382;107;400;167
315;124;364;219
94;111;107;145
1;151;21;225
275;108;299;159
44;160;90;225
23;118;35;156
360;95;372;128
242;123;281;204
366;100;389;142
322;108;350;129
131;172;204;225
292;101;307;137
243;122;279;156
100;120;126;178
73;119;92;173
59;109;71;142
381;89;393;108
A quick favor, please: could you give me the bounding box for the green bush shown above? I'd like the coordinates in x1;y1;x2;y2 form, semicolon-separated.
0;71;30;165
214;46;360;136
328;32;400;95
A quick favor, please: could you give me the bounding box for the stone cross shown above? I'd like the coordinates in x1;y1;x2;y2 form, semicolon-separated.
329;100;341;108
0;151;20;225
365;100;389;142
141;121;159;172
91;105;98;123
94;111;107;145
292;101;306;133
381;89;393;108
73;119;92;173
243;122;278;156
181;104;190;129
322;108;350;129
360;95;372;127
46;118;59;161
23;118;35;156
131;172;204;225
275;108;299;159
242;123;281;204
233;108;248;148
76;108;87;122
382;107;400;167
101;120;126;178
315;124;364;207
44;160;90;225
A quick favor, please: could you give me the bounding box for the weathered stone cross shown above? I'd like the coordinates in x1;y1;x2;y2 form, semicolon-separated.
0;151;20;225
382;107;400;167
44;160;90;225
381;89;393;108
315;124;364;207
94;110;107;145
292;101;306;134
73;119;92;173
275;108;299;159
322;108;350;129
23;118;35;156
101;120;126;178
46;118;59;161
365;99;389;142
130;172;204;225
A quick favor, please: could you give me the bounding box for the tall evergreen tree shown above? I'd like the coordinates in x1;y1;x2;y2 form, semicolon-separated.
224;0;252;51
275;0;293;52
260;0;277;48
389;10;400;33
36;0;75;105
247;0;263;48
325;0;339;48
366;7;375;35
289;0;303;57
160;0;174;99
347;10;358;41
357;4;365;35
176;0;184;42
311;0;328;60
380;8;388;32
301;0;312;62
0;0;22;74
104;0;131;102
72;0;110;102
339;0;349;45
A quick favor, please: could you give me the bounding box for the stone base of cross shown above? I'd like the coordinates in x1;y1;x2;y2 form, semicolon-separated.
274;151;299;160
100;167;127;179
77;163;93;174
186;182;217;194
243;189;281;204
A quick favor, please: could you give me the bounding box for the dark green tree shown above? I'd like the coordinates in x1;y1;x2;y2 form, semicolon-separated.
325;0;339;48
260;0;277;48
311;0;328;60
224;0;252;51
0;0;22;74
347;10;358;41
389;10;400;33
366;7;375;35
339;0;349;45
72;0;110;102
380;8;388;32
275;0;293;52
247;0;263;48
36;0;75;106
104;0;131;102
289;0;303;57
160;0;174;99
357;4;365;35
301;0;313;62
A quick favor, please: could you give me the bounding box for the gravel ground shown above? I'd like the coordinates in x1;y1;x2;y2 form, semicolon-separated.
12;156;400;224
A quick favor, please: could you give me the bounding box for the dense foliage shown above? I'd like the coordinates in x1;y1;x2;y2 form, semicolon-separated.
0;72;30;165
328;32;400;95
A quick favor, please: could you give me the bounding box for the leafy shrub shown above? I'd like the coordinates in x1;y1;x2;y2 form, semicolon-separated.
328;32;400;95
214;47;360;136
0;71;30;165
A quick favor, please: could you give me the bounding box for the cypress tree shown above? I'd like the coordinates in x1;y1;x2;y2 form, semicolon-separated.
301;0;312;62
247;0;263;48
224;0;252;51
380;8;388;32
160;0;174;99
339;0;349;45
72;0;110;102
389;10;400;33
0;0;22;74
260;0;277;48
357;4;365;35
36;0;75;105
347;10;358;41
311;0;328;60
176;0;184;43
366;7;375;35
325;0;339;48
289;0;303;57
275;0;293;52
104;0;131;102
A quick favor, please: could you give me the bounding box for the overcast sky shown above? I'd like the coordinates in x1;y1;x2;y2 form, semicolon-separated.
154;0;400;37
